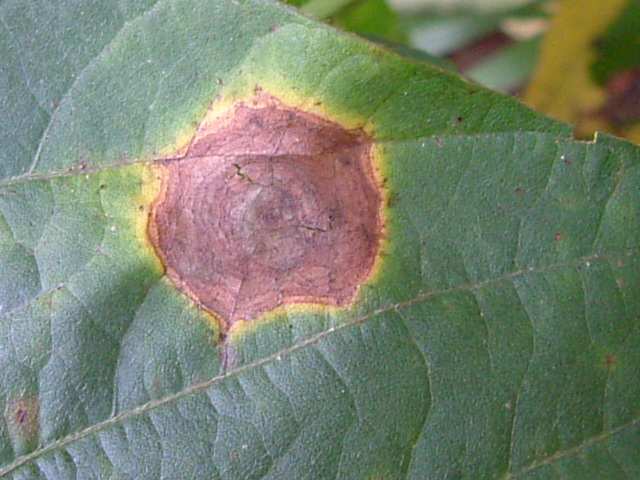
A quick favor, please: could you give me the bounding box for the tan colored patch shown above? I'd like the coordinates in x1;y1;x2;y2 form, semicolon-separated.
149;93;383;330
4;396;39;452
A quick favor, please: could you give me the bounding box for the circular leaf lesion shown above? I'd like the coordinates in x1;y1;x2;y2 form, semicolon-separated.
149;93;383;330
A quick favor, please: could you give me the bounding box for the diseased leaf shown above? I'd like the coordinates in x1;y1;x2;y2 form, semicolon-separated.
1;1;639;479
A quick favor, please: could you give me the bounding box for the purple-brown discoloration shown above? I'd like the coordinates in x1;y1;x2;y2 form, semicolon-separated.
15;408;28;424
150;95;382;329
599;68;640;127
4;396;39;451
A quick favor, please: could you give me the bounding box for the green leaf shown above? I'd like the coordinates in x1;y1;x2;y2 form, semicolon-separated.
331;0;406;43
390;0;538;14
299;0;357;19
292;0;407;44
1;1;639;479
591;0;640;86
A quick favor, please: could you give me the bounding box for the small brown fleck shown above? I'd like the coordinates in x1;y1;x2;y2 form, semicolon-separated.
554;232;562;241
149;94;382;329
605;354;617;368
15;408;28;424
4;396;39;453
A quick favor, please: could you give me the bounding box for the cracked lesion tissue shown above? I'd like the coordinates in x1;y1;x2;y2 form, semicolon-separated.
149;93;383;329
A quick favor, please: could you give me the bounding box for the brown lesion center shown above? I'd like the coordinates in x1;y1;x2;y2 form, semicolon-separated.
149;93;382;329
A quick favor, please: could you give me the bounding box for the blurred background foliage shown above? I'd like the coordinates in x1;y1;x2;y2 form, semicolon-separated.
286;0;640;143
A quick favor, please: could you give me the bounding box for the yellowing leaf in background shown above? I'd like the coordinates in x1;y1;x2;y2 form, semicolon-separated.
524;0;640;142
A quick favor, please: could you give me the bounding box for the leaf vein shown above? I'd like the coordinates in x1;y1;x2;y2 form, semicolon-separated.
1;248;637;477
0;131;575;189
510;416;640;478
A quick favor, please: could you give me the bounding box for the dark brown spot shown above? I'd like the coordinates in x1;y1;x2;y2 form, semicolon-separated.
4;397;39;452
150;94;382;329
15;408;28;424
605;354;617;368
554;232;562;241
6;399;38;430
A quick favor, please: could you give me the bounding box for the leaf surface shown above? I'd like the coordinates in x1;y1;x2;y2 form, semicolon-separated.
1;1;639;479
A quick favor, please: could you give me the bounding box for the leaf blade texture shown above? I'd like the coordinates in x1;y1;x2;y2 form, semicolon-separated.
1;1;639;479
